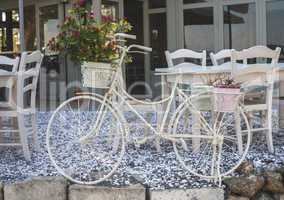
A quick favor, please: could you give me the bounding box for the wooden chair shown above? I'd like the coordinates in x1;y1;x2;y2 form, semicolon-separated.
210;49;233;67
0;51;43;161
164;49;208;152
232;46;281;153
0;56;20;108
165;49;206;69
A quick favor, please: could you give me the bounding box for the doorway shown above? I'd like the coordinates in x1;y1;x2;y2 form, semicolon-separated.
124;0;145;96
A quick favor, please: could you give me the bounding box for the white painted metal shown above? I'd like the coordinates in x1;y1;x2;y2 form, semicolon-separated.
0;51;43;161
165;49;207;69
47;34;251;185
0;56;20;108
231;46;281;153
210;49;233;66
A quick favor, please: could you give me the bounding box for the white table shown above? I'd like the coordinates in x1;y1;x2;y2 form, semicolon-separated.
155;63;284;127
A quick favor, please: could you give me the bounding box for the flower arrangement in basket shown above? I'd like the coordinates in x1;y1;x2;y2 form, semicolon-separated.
213;77;243;112
47;0;133;88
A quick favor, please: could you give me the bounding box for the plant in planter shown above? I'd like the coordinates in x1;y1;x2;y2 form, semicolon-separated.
213;77;243;112
47;0;132;88
191;73;229;111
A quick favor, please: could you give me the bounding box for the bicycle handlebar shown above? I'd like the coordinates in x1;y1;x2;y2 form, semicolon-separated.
128;44;152;52
114;33;137;40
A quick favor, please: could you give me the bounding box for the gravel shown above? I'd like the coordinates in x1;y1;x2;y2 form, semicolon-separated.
0;111;283;190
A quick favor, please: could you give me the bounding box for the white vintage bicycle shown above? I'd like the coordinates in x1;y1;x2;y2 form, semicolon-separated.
46;33;251;185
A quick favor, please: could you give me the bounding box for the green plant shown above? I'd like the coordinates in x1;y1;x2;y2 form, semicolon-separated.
47;0;132;64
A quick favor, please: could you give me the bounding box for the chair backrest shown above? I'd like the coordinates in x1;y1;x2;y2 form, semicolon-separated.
17;51;44;110
0;55;20;72
210;49;233;66
165;49;206;69
231;46;281;84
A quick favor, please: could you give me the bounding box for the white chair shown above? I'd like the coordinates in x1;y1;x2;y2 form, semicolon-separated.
164;49;207;152
0;56;20;108
0;51;43;161
165;49;206;69
232;46;281;153
210;49;233;67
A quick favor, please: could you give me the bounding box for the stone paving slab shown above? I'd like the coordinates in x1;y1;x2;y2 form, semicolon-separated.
4;177;67;200
69;184;145;200
150;188;224;200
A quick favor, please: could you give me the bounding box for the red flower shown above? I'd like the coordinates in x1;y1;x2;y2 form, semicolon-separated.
72;31;80;38
78;0;86;7
102;15;113;23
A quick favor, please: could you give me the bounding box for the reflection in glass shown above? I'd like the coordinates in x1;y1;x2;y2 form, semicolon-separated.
1;12;6;22
183;0;211;4
0;6;35;52
223;3;256;50
24;5;36;51
149;0;166;9
39;4;59;49
184;8;214;52
102;0;119;21
267;0;284;60
149;13;167;70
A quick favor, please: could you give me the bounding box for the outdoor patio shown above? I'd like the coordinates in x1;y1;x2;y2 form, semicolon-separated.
0;111;283;190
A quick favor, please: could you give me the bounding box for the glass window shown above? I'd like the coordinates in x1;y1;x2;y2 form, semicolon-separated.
184;7;214;53
223;3;256;50
0;6;35;53
39;4;59;49
149;13;167;70
266;0;284;60
0;9;20;52
149;0;166;9
183;0;212;4
24;5;36;51
102;0;119;21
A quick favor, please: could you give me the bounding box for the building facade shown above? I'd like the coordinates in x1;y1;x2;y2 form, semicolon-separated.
0;0;284;105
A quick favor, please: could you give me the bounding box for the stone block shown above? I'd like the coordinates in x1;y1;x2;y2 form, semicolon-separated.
4;177;67;200
69;184;145;200
150;188;224;200
227;195;249;200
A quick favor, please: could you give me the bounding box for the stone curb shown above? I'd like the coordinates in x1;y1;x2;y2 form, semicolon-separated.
69;184;145;200
3;177;67;200
150;188;224;200
0;177;226;200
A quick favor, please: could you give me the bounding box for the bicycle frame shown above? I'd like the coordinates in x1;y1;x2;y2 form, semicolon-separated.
79;43;215;143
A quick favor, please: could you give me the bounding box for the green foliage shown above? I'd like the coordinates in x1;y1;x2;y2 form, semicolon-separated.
47;0;132;64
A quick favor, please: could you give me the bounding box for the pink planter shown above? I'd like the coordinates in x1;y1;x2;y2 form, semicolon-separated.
213;87;243;112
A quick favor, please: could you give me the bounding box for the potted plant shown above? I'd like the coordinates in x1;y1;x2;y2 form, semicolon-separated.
213;77;243;112
47;0;132;89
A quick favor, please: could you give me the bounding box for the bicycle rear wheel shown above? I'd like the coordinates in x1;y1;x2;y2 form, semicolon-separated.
46;95;126;185
169;100;250;180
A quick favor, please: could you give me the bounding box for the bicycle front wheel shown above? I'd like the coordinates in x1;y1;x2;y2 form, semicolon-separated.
46;95;126;185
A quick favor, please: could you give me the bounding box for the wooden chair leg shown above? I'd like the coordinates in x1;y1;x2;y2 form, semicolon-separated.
31;113;39;151
265;110;274;153
235;111;243;155
18;113;31;161
192;113;201;153
266;85;274;153
248;112;254;143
